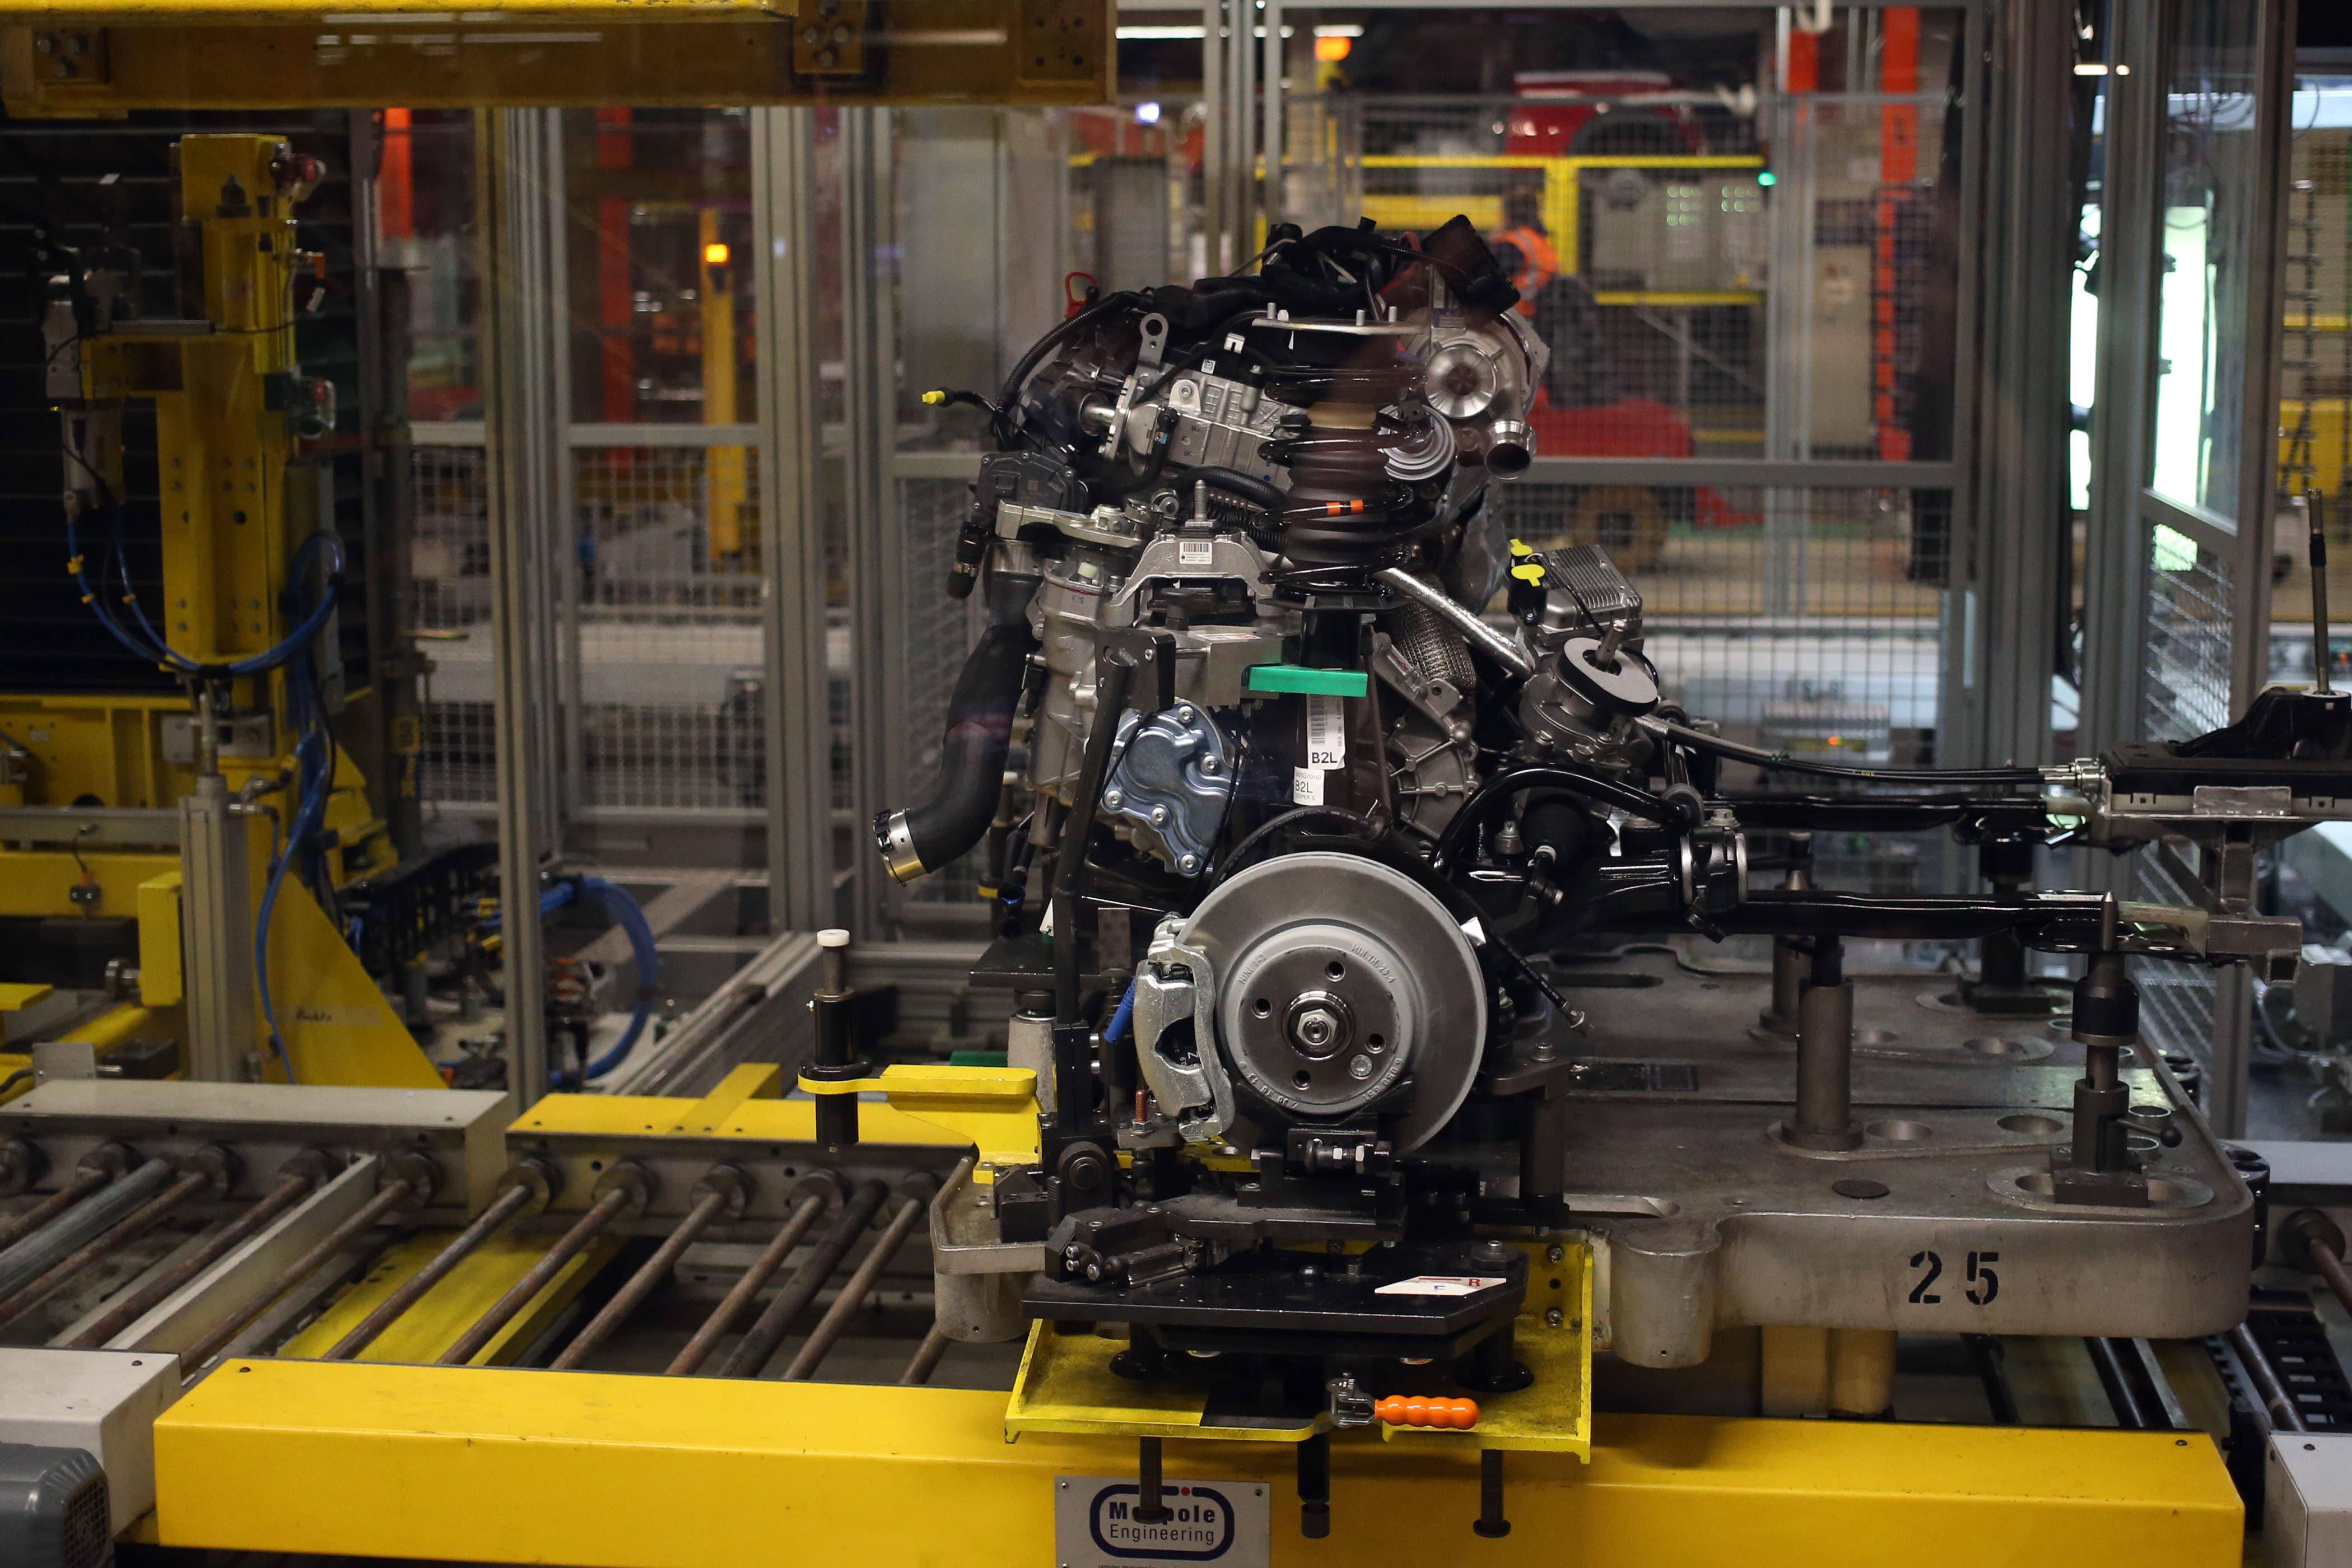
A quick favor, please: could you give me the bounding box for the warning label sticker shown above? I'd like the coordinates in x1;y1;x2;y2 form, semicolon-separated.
1054;1476;1270;1567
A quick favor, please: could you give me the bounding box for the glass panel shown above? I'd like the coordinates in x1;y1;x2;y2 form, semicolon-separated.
560;109;757;426
2148;0;2265;519
379;109;482;421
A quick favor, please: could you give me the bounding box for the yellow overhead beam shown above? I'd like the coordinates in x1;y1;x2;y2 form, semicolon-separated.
154;1360;2244;1567
4;0;1114;111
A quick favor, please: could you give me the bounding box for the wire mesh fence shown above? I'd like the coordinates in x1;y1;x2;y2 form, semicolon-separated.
2139;522;2237;745
1493;482;1945;753
406;442;769;815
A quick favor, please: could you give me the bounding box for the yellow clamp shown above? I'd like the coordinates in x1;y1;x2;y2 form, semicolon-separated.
1510;562;1547;584
1510;537;1533;556
66;554;83;574
920;389;948;405
795;1061;1042;1179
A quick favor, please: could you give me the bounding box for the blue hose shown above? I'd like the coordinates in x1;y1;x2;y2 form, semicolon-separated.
1104;978;1137;1044
479;875;657;1087
253;627;338;1085
567;876;659;1084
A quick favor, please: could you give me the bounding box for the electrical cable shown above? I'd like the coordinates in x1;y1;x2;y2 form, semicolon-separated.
1643;717;2046;787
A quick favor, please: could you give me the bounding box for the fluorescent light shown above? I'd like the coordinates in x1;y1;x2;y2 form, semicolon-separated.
1115;22;1292;38
1313;23;1363;37
1135;100;1162;123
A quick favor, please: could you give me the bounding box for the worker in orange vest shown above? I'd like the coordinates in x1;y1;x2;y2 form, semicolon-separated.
1489;189;1557;319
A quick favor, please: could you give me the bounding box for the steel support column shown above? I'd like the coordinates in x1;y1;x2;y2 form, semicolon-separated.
479;107;566;1107
841;106;903;940
1945;0;2069;772
753;108;834;934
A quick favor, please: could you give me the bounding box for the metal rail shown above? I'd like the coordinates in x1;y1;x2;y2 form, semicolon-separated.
0;1164;214;1329
436;1173;642;1368
551;1172;740;1371
898;1322;951;1386
782;1172;944;1382
0;1158;179;1302
323;1177;543;1361
664;1190;827;1376
0;1154;124;1253
719;1178;887;1379
62;1161;327;1350
2228;1323;2308;1434
180;1174;427;1378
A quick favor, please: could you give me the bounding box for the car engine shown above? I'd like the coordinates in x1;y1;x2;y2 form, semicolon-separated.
869;216;2352;1507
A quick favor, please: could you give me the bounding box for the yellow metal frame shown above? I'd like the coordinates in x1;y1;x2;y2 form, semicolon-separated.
151;1359;2245;1567
1;134;431;1089
3;0;1117;112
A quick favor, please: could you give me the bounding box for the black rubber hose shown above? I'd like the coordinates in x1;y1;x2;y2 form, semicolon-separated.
875;576;1041;881
1651;719;2044;787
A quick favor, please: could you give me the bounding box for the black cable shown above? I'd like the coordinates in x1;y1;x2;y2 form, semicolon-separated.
1652;720;2045;787
1207;807;1378;890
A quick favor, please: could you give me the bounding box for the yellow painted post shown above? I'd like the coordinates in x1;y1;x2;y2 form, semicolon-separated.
698;208;748;561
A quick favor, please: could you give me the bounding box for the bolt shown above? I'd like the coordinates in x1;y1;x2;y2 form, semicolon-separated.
1546;1244;1565;1264
1103;789;1124;809
1177;706;1195;722
1179;854;1200;873
803;24;822;41
1200;755;1220;773
1545;1307;1564;1328
1347;1054;1373;1080
1149;805;1170;825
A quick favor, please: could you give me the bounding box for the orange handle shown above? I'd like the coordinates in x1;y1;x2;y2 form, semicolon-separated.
1374;1394;1478;1429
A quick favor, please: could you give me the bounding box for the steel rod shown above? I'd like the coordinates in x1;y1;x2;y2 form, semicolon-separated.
2309;1238;2352;1320
2083;1337;2149;1430
0;1166;211;1329
323;1179;539;1361
0;1158;179;1302
665;1193;825;1376
550;1184;732;1371
2229;1322;2308;1434
897;1322;951;1386
436;1184;632;1368
181;1176;423;1376
63;1168;320;1350
782;1180;935;1382
0;1161;119;1254
719;1178;887;1379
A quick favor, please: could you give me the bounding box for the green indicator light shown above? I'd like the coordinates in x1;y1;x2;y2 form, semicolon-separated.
1758;171;1778;187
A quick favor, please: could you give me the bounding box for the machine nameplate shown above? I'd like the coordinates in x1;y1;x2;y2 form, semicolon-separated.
1054;1475;1269;1568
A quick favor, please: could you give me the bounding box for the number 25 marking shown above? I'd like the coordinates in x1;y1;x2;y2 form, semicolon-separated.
1908;1249;2001;1305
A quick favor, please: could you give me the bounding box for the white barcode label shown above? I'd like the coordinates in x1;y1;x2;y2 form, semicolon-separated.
1291;767;1325;805
1373;1275;1508;1298
1305;693;1347;769
1177;537;1215;567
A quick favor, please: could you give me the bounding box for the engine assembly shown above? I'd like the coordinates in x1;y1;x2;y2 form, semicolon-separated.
833;214;2352;1536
